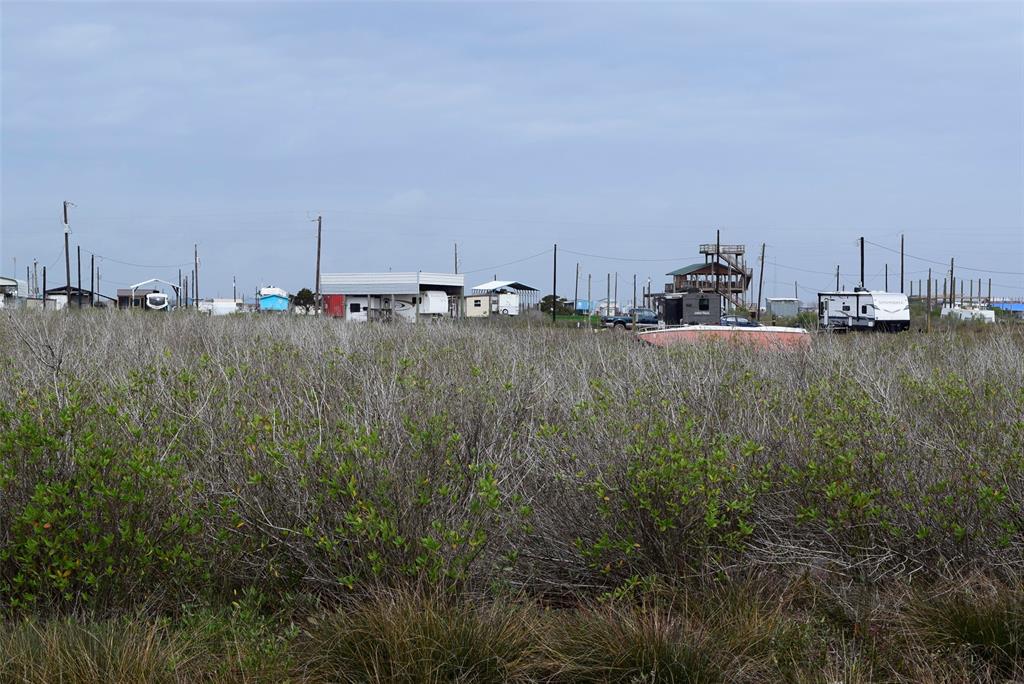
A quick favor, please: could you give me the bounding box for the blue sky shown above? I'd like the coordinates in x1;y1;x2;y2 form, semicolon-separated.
2;1;1022;301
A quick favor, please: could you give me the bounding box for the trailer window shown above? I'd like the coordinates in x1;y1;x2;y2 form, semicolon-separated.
841;304;850;312
698;298;709;311
349;302;361;313
473;300;481;308
861;305;868;314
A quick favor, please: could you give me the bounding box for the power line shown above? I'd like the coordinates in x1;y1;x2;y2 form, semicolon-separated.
863;239;1024;276
560;248;702;263
462;248;552;275
83;250;191;269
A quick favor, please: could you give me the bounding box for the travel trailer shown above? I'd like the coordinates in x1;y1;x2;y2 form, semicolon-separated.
818;289;910;332
343;290;451;322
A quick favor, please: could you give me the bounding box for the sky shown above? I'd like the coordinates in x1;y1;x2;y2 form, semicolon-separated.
2;1;1022;303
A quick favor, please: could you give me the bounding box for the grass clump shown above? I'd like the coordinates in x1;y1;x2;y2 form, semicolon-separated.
0;618;182;684
301;589;541;683
908;581;1024;679
543;603;724;683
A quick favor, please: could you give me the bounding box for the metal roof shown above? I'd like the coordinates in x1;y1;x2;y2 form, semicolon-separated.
321;272;464;295
666;263;740;277
470;280;538;292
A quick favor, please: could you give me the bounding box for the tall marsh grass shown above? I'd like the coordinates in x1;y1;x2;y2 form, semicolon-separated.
0;311;1021;679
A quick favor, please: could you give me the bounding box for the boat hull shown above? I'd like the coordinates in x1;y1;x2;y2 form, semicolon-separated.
638;325;811;349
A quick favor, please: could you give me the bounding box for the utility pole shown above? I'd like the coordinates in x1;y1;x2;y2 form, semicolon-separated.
587;273;592;318
885;263;888;291
756;243;766;320
42;267;47;310
900;234;905;293
314;215;323;313
715;229;721;294
859;236;865;289
551;243;557;323
794;281;798;299
835;265;840;291
606;273;611;317
90;254;95;306
76;245;82;308
63;201;72;308
574;262;579;314
949;258;955;308
632;274;637;309
988;278;992;304
454;242;458;274
194;244;200;307
927;268;932;333
177;269;182;308
614;272;618;312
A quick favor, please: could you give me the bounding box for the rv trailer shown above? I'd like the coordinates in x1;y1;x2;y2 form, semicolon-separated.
818;289;910;332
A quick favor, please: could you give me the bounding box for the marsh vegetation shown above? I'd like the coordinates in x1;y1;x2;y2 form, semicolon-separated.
1;312;1022;681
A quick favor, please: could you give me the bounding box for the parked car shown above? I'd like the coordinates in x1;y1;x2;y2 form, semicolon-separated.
719;315;761;327
602;307;659;329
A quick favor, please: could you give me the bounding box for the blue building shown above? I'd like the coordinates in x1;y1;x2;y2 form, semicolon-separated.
575;299;594;313
258;286;290;312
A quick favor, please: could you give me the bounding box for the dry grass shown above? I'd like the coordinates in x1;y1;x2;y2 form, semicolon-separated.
0;311;1022;680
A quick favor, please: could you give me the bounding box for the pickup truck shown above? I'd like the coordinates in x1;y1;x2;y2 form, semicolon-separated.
602;307;659;330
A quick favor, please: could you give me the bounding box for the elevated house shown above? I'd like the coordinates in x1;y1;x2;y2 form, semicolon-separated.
654;239;754;324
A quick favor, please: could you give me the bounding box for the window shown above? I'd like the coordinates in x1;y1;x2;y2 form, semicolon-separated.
698;298;710;311
819;302;825;316
861;305;868;314
473;300;482;308
842;304;850;312
349;302;361;313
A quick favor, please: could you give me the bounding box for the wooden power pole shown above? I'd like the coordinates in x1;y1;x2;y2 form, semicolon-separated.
194;244;199;307
756;243;766;319
315;215;322;313
63;201;72;308
551;243;557;323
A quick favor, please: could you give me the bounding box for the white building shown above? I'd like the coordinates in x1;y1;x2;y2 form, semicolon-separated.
466;280;539;317
321;272;464;321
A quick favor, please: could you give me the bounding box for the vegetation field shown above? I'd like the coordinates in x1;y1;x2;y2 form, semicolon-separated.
1;312;1022;682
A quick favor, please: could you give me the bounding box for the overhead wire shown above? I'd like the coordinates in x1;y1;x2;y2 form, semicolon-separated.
863;239;1024;276
83;250;192;269
462;248;552;276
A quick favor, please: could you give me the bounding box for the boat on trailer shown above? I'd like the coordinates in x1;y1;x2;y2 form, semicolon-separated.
637;324;811;349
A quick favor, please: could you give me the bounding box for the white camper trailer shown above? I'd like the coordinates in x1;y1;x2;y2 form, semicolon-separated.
818;289;910;332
